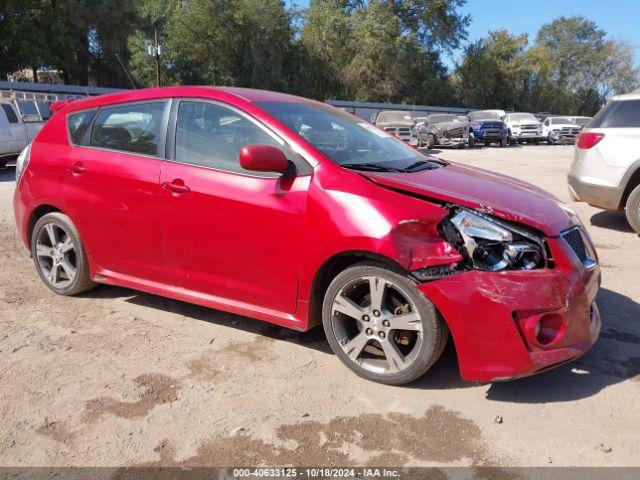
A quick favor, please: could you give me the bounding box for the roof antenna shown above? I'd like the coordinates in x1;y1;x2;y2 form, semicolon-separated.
115;53;138;89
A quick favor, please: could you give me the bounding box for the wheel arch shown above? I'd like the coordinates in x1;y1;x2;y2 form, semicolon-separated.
27;204;64;248
307;250;410;328
620;162;640;209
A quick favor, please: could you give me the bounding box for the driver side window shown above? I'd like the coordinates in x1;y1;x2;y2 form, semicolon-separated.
174;101;282;175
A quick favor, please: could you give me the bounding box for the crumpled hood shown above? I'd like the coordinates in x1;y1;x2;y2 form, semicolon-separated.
362;161;577;236
433;121;466;132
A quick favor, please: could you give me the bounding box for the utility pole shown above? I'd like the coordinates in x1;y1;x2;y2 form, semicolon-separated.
148;28;163;87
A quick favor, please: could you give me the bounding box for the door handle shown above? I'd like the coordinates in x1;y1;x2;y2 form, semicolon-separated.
67;162;86;175
162;180;190;194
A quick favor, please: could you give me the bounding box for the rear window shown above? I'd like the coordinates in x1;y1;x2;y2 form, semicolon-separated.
590;100;640;128
1;104;19;123
90;102;166;156
67;110;96;145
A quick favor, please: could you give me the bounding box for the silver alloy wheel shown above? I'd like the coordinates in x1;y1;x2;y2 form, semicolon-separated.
35;223;77;288
330;275;424;375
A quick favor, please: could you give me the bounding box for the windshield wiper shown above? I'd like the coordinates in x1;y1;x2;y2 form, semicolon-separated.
341;163;404;173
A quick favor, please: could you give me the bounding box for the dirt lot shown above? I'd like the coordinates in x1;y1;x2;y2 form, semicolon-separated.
1;145;639;468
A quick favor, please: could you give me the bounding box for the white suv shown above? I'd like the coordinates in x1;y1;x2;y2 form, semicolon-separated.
568;92;640;233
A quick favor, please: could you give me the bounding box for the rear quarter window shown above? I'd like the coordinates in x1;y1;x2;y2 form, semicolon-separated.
67;110;96;145
590;100;640;128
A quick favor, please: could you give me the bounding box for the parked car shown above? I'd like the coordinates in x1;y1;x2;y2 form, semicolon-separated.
14;86;601;385
502;112;543;145
466;110;508;147
569;92;640;234
570;116;592;129
416;114;468;148
542;116;581;144
1;101;43;168
372;110;415;144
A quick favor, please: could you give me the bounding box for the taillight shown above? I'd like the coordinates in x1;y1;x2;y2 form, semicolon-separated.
576;132;604;149
16;144;31;183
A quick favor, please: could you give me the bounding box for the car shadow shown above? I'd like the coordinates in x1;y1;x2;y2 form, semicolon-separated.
485;288;640;403
0;164;16;183
590;210;635;233
79;285;332;354
80;285;639;400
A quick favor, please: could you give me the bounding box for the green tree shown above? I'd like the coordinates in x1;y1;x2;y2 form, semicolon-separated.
535;16;639;114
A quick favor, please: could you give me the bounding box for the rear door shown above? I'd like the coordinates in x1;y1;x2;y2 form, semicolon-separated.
62;100;170;282
159;99;311;314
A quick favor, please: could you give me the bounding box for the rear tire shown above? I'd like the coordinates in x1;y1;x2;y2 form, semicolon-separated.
31;212;96;295
625;184;640;235
322;262;448;385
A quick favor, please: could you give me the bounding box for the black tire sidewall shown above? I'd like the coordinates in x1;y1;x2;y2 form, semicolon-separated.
321;263;445;385
31;213;93;295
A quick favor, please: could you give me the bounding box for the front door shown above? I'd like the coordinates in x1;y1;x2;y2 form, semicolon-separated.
159;99;310;314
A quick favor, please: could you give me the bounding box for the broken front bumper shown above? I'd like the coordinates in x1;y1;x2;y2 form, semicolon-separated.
418;236;601;382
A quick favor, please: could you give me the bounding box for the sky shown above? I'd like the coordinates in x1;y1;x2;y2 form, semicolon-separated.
287;0;640;69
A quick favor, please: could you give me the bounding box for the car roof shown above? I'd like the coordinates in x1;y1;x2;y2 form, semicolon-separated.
62;86;313;113
612;91;640;101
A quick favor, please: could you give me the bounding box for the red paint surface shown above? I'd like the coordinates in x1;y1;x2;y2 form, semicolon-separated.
14;86;600;381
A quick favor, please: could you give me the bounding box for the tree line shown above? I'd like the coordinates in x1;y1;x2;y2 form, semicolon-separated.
1;0;638;115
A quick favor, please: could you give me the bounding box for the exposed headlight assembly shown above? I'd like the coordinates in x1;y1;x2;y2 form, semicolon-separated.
440;208;545;271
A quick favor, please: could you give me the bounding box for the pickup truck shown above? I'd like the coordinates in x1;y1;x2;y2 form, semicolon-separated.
542;116;581;144
1;101;43;168
466;110;508;147
372;110;416;144
503;112;543;145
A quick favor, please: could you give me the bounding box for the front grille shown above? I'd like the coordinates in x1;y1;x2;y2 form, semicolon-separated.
560;127;580;135
521;124;538;130
562;227;588;263
445;127;465;138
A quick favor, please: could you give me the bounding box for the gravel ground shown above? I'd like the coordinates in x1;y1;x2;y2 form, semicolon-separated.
0;144;639;468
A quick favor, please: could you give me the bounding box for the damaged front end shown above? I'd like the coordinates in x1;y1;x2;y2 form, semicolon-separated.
439;207;548;273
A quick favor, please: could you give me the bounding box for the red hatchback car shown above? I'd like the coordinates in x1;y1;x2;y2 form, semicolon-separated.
14;87;601;385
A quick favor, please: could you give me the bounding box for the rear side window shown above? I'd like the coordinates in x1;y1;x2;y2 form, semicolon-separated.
590;100;640;128
90;102;166;156
67;110;96;145
1;104;19;123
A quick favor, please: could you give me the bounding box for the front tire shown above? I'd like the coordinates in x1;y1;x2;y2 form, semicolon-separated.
468;132;476;148
500;137;508;147
427;134;436;149
625;184;640;235
0;160;6;169
31;212;96;295
322;262;448;385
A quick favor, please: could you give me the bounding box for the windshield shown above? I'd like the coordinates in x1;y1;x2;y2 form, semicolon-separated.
429;114;457;124
258;101;442;171
469;111;502;121
510;113;537;122
376;111;412;123
550;117;572;124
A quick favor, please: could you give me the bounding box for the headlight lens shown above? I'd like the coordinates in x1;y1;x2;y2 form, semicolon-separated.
441;209;545;271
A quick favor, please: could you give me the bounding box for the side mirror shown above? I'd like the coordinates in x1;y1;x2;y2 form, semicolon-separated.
239;144;289;173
